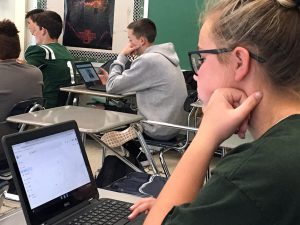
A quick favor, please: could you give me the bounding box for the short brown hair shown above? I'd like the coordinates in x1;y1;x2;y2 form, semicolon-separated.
127;18;157;43
32;11;62;39
25;8;44;19
0;19;20;59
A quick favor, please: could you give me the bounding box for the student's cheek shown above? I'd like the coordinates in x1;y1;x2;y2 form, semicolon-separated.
197;77;216;105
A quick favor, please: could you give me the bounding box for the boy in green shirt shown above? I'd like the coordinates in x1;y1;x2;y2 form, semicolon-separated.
25;10;74;108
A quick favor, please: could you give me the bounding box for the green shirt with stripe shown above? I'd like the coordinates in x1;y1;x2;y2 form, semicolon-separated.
25;43;74;108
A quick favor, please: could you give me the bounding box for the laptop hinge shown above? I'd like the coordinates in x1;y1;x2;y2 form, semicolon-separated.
43;199;96;225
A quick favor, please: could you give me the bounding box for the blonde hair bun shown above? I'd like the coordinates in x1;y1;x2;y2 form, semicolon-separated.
277;0;299;8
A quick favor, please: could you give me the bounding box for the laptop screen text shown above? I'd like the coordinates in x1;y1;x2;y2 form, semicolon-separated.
12;129;90;210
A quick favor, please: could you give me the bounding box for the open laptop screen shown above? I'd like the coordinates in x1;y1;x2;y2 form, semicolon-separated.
2;121;98;225
12;129;90;209
75;62;100;83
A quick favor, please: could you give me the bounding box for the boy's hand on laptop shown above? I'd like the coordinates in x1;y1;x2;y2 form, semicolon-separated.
128;197;156;220
98;68;108;85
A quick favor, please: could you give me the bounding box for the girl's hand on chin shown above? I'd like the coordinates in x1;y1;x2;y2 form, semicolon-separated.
200;88;262;145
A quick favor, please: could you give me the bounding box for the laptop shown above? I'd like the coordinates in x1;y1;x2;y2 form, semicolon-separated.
1;120;145;225
74;61;107;91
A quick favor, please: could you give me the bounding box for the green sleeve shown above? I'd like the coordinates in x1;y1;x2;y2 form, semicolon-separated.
25;45;46;67
163;174;266;225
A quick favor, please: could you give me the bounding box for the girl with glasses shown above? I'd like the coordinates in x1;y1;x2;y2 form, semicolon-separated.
129;0;300;224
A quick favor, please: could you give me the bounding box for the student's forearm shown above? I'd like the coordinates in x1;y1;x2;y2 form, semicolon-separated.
143;89;262;225
143;129;219;225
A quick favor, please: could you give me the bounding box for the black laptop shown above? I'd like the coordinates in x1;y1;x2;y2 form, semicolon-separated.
1;120;145;225
74;61;107;92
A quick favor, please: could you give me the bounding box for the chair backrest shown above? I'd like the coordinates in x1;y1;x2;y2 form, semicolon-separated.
183;91;198;112
0;97;45;175
9;97;45;132
141;91;201;177
0;121;17;173
183;70;197;92
9;97;45;117
57;88;70;107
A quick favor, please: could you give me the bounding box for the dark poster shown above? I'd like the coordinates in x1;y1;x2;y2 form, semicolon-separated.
63;0;115;50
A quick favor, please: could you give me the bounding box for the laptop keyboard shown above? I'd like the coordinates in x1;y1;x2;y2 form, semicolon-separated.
66;199;133;225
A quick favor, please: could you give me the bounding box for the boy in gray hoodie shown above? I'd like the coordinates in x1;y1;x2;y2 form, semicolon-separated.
100;18;187;140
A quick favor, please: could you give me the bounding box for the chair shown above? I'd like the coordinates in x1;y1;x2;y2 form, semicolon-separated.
8;97;45;131
136;88;200;177
141;119;198;178
0;97;45;183
142;103;226;180
9;97;45;115
0;121;17;177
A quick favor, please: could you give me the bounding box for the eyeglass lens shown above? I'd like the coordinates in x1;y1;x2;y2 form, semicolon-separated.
191;53;202;74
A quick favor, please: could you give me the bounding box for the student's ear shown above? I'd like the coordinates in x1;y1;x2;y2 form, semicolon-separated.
41;27;47;36
232;47;251;82
139;36;147;46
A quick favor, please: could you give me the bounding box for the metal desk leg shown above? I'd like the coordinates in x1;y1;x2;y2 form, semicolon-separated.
187;106;198;133
66;92;79;106
159;149;171;178
66;92;72;105
134;128;159;175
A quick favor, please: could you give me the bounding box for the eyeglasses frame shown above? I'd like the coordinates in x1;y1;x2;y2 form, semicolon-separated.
188;48;266;75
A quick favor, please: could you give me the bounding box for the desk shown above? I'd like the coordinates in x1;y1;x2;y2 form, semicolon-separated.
60;85;135;107
6;106;159;173
60;84;134;99
0;189;140;225
6;106;142;133
143;120;253;149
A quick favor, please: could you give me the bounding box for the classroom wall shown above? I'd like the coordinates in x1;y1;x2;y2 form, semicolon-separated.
45;0;135;54
0;1;15;21
0;0;33;58
1;0;204;66
148;0;204;70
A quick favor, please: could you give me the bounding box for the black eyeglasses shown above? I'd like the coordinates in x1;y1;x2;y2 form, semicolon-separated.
188;48;266;75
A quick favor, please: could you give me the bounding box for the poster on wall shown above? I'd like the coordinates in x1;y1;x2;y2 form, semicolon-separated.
43;0;143;59
63;0;115;50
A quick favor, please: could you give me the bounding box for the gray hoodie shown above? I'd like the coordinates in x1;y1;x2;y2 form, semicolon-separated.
107;43;187;140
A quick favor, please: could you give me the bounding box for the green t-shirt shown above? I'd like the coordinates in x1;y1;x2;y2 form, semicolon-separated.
163;115;300;225
25;43;74;108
